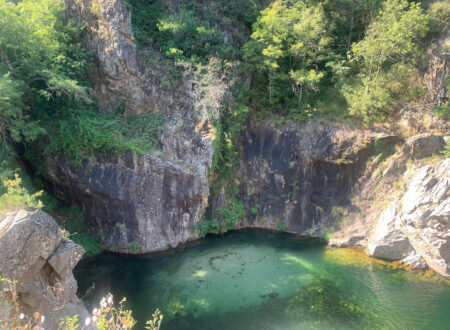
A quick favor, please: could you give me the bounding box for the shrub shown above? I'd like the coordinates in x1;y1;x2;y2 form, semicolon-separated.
128;241;140;253
0;280;163;330
276;220;287;232
0;174;42;217
48;108;164;163
427;1;450;34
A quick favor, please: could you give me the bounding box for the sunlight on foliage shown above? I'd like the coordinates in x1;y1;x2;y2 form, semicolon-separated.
0;174;42;217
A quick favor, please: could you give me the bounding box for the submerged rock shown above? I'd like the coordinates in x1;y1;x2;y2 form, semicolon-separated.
0;210;88;329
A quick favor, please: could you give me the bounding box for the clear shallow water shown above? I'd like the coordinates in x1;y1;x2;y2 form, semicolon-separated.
75;230;450;330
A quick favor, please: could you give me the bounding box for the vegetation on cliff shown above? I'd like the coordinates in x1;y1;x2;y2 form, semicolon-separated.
1;0;448;240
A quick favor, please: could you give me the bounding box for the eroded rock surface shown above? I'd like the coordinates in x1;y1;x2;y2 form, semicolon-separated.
48;0;214;253
209;120;403;234
0;210;88;329
368;159;450;278
45;151;210;253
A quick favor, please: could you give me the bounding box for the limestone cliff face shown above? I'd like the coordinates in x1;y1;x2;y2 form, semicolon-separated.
0;210;89;329
64;0;187;115
367;156;449;278
47;0;449;278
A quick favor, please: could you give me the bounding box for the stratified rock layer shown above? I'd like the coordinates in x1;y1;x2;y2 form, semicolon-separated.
0;210;88;329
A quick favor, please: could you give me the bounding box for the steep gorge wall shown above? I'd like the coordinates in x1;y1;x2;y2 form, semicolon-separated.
209;121;403;234
40;0;449;278
49;0;214;253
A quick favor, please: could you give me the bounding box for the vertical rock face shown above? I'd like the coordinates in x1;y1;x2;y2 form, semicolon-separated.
329;132;449;278
45;152;210;253
368;159;450;278
209;121;402;234
0;210;88;329
424;29;450;103
64;0;189;115
51;0;213;253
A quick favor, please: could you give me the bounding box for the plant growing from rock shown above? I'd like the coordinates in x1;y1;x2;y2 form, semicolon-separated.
0;174;42;217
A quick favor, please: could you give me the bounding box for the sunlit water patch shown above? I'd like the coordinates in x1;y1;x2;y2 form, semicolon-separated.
75;230;450;330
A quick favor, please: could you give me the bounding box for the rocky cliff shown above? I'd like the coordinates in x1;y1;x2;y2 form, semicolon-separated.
331;133;449;278
36;0;449;277
50;0;214;253
0;210;88;329
209;120;402;234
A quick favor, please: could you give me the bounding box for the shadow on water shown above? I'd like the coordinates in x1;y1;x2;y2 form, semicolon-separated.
75;229;450;330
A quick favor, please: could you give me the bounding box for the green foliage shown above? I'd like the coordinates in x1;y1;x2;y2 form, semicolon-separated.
427;0;450;34
90;0;101;17
125;0;163;47
442;143;450;159
59;315;80;330
128;241;140;253
0;0;92;147
58;206;85;233
48;108;164;163
244;0;335;107
157;8;234;62
54;205;103;258
211;106;248;189
191;219;221;238
126;0;245;64
374;137;395;164
0;146;34;195
192;200;246;238
276;220;286;232
343;0;428;122
0;173;42;217
145;309;164;330
218;200;246;231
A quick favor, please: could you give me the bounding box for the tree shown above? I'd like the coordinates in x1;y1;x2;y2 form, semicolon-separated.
244;0;334;107
343;0;428;122
0;0;91;147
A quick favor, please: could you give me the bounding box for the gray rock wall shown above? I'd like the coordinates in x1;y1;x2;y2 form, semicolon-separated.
44;151;210;254
369;159;450;278
209;121;402;234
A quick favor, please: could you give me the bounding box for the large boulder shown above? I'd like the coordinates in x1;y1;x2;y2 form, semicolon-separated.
368;203;412;260
403;133;445;160
0;210;88;329
368;159;450;278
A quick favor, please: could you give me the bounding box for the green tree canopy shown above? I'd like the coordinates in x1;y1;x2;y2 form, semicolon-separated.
343;0;428;122
244;0;335;106
0;0;91;146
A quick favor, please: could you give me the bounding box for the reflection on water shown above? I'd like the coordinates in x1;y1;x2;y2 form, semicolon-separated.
75;229;450;330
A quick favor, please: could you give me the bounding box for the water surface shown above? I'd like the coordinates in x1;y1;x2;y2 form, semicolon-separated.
75;229;450;329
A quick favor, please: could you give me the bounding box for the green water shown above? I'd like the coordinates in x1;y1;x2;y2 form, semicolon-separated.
75;230;450;330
